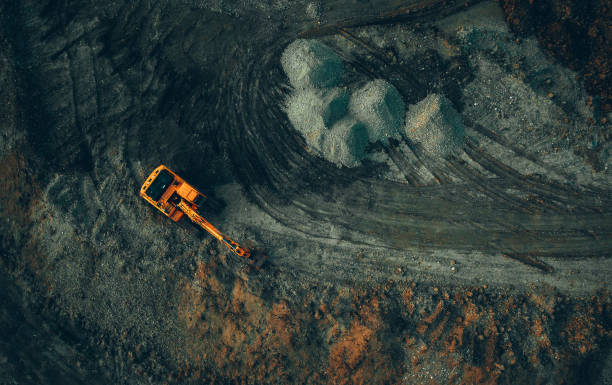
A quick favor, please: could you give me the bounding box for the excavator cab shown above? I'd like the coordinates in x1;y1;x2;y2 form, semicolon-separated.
140;166;205;221
140;165;266;269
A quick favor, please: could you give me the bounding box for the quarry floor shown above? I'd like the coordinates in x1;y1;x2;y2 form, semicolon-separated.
0;0;610;384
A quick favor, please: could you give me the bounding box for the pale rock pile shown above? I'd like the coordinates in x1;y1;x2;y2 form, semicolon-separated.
285;88;348;140
281;39;343;89
349;79;405;145
404;94;465;157
320;117;368;167
282;39;406;167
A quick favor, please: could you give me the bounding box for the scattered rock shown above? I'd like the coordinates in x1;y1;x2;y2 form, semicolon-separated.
404;94;465;157
281;39;343;89
349;79;405;145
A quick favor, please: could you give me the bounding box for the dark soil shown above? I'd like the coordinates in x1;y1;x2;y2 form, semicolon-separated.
0;1;610;384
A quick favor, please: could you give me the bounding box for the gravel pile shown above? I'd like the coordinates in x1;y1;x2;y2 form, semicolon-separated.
404;94;465;157
285;89;327;137
281;39;343;89
282;40;405;167
349;79;405;145
285;87;349;147
320;117;368;167
320;88;349;127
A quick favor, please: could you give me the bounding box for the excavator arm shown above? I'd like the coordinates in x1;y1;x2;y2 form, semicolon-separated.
177;200;251;258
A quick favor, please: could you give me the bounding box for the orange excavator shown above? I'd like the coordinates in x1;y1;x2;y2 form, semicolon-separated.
140;165;265;269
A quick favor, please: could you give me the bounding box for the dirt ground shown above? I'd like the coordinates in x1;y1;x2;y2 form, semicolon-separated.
0;0;610;384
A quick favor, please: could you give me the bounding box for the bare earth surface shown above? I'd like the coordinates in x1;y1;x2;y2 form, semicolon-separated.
0;0;610;384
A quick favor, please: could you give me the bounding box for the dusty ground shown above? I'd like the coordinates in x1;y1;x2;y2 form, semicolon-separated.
0;0;610;384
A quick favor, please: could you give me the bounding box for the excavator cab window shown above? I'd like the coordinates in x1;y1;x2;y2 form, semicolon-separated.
145;169;174;201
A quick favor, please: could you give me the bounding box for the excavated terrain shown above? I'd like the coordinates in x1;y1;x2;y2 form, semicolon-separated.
0;0;610;384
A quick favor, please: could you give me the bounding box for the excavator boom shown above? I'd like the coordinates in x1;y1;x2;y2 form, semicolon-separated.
177;201;251;258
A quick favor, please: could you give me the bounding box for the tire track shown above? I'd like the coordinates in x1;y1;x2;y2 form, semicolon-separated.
111;1;611;277
211;25;611;264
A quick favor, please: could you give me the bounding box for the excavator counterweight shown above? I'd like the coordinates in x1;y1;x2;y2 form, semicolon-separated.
140;165;265;269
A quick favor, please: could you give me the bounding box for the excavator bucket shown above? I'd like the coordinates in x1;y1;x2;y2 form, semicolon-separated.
243;241;267;270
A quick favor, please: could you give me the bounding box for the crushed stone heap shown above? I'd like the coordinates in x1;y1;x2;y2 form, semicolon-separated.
321;117;368;168
282;40;408;168
281;39;344;89
348;79;405;145
285;87;349;147
285;88;365;167
404;94;465;157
